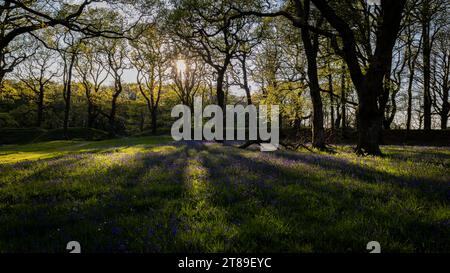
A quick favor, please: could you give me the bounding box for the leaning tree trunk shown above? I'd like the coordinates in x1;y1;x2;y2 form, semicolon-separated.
240;55;253;105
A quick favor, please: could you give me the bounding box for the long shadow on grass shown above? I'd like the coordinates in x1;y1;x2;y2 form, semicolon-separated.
268;149;450;201
0;144;190;252
0;155;87;189
1;142;448;253
383;146;450;167
185;143;449;252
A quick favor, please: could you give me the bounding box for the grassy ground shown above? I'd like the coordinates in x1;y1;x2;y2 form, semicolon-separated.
0;127;110;145
0;137;448;253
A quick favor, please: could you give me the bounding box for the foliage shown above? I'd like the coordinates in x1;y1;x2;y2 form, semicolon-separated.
0;127;47;145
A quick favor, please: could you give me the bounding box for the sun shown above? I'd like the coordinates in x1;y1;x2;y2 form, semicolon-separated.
175;59;187;75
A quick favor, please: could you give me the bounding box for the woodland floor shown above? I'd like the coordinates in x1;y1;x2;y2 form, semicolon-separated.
0;136;449;252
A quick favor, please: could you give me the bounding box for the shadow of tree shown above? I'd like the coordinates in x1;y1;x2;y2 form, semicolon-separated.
382;146;450;167
268;149;449;200
0;144;190;252
182;143;449;253
0;141;448;253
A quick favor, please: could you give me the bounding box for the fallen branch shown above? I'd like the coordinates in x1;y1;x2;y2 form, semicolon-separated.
238;139;315;153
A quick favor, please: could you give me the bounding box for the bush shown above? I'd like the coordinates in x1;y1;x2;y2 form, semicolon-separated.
0;127;111;145
0;113;19;128
0;127;47;145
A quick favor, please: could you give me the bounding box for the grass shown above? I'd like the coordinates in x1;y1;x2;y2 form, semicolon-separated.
0;137;448;253
0;127;110;145
0;136;172;164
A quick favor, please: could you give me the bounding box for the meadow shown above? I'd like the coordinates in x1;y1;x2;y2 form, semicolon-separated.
0;137;448;252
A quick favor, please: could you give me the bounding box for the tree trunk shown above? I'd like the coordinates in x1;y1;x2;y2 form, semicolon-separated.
406;65;414;131
109;76;123;136
63;54;76;140
328;74;335;131
442;87;449;129
87;100;95;128
109;94;119;136
151;108;158;135
37;85;44;127
311;0;406;155
356;80;383;156
241;55;252;105
356;111;383;155
383;90;397;130
216;69;226;110
298;2;325;150
340;67;346;135
304;53;325;149
0;72;5;88
441;113;448;130
422;3;432;130
0;50;7;89
139;109;145;132
380;63;392;131
216;67;227;140
405;16;420;131
84;85;96;128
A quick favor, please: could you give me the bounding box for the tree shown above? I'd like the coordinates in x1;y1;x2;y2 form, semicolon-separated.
170;54;206;109
0;35;32;89
231;0;405;153
232;45;254;105
0;0;125;85
403;3;423;131
101;38;129;136
57;32;82;139
251;21;284;98
431;30;450;129
130;24;169;134
15;45;58;127
416;0;447;130
75;40;109;128
310;0;407;155
230;32;263;106
296;0;326;149
382;39;407;130
169;0;257;114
